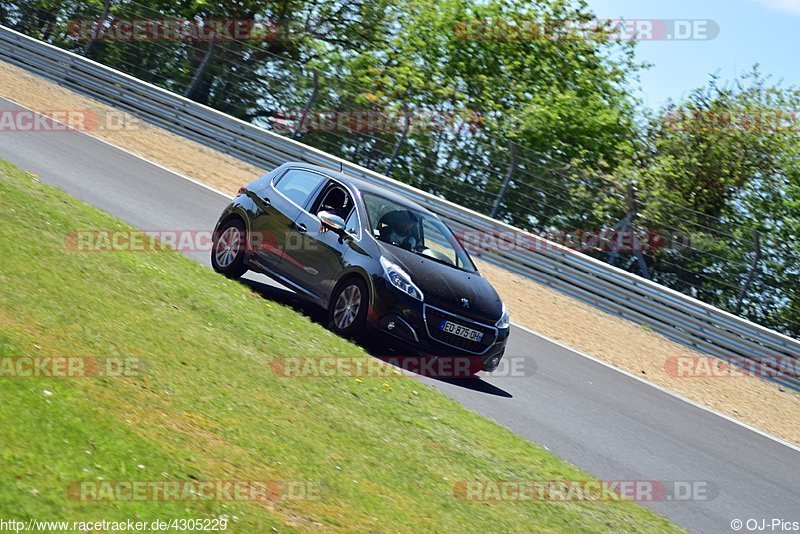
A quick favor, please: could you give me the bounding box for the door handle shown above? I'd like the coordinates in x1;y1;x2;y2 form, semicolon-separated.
295;223;307;234
260;196;271;208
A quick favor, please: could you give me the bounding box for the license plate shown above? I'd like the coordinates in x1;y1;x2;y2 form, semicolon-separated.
441;320;484;342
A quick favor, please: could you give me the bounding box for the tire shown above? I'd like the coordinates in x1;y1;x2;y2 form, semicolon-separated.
211;218;248;279
328;277;368;339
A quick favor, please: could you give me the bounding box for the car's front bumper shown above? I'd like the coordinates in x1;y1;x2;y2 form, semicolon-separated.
367;279;509;373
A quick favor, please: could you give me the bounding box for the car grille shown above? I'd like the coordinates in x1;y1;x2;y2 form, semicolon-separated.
423;305;497;354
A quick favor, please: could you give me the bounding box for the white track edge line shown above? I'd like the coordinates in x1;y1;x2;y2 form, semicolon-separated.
512;323;800;453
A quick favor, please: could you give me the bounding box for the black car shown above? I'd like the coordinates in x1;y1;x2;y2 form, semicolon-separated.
211;162;509;371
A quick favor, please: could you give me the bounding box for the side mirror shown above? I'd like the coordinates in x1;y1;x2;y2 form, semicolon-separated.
318;211;347;234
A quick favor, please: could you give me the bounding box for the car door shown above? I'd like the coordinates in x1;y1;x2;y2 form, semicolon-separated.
249;168;327;270
277;182;361;302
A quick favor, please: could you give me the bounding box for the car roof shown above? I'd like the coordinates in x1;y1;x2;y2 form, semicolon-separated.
277;162;435;216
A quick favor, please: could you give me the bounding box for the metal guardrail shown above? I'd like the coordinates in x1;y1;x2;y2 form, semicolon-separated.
1;26;797;391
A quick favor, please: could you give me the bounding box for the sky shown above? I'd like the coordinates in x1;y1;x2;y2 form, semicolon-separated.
584;0;800;109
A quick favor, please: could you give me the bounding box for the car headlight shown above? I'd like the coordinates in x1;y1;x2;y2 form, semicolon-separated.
496;303;510;329
380;256;423;301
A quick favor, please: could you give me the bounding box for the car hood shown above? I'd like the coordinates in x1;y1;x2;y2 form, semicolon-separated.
378;242;503;324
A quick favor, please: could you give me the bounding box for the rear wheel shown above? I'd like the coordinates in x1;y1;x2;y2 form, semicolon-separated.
211;219;248;279
329;278;368;339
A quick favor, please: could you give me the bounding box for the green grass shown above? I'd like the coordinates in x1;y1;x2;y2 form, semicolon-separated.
0;160;680;532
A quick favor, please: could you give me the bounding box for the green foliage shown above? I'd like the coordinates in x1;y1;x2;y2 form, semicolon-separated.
636;68;800;335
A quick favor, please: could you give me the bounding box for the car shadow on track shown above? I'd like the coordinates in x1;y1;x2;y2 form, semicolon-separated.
240;276;513;399
425;376;513;398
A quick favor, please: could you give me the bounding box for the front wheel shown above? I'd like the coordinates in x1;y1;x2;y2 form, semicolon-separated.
211;219;248;279
328;277;368;339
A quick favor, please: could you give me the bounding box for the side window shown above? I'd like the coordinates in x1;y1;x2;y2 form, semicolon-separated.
249;169;281;193
274;170;326;207
344;209;359;235
313;184;353;219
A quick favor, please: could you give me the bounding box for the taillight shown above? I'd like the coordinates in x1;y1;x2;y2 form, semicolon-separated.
237;185;248;196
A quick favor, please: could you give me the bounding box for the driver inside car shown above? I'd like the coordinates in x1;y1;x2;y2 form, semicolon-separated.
320;187;349;219
318;187;351;233
379;210;420;250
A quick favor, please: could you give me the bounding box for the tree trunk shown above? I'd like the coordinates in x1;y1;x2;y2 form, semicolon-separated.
383;102;411;176
185;38;216;101
83;0;112;57
734;231;762;315
293;70;319;138
490;140;517;218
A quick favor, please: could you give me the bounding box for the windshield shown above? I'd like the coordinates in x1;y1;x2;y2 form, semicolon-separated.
362;192;477;273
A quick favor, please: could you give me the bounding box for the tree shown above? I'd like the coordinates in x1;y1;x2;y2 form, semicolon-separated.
636;68;800;335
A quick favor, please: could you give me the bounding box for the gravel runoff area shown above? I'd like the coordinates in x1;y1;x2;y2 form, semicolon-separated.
2;60;797;446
